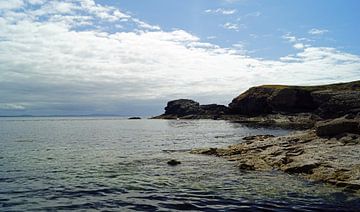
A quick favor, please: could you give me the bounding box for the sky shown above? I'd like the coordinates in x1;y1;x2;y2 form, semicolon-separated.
0;0;359;116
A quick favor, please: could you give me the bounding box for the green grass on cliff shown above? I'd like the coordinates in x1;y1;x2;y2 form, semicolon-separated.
260;80;360;91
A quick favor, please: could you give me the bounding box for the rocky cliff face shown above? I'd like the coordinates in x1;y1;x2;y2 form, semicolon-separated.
153;99;229;119
164;99;200;117
229;80;360;118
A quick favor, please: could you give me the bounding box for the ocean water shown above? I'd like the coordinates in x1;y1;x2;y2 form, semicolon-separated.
0;117;359;211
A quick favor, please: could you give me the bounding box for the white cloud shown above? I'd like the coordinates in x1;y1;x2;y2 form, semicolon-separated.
0;0;24;10
283;33;312;49
0;1;359;114
0;103;26;110
308;28;329;35
282;33;297;43
222;22;243;31
293;43;305;49
205;8;237;15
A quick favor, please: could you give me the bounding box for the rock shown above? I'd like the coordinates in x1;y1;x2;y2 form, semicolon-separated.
312;90;360;118
128;117;141;120
283;162;320;174
228;86;317;115
153;99;229;119
315;117;360;137
200;104;229;116
229;87;273;115
167;159;181;166
268;88;317;113
243;135;275;141
191;130;360;191
229;80;360;118
164;99;201;117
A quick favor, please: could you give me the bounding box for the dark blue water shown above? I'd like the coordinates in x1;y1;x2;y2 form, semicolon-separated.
0;117;359;211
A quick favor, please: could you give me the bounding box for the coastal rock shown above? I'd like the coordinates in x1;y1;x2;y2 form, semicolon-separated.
167;159;181;166
312;90;360;118
315;117;360;137
268;88;317;113
192;130;360;191
153;99;229;119
128;117;141;120
228;86;317;115
200;104;229;116
164;99;201;117
229;80;360;118
228;87;273;115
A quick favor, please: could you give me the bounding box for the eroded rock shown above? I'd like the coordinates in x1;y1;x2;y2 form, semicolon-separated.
191;130;360;191
315;117;360;137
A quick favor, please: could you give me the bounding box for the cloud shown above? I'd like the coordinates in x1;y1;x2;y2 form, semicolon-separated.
282;33;312;50
293;43;305;49
205;8;237;15
222;22;244;31
0;0;359;115
0;0;24;10
308;28;329;35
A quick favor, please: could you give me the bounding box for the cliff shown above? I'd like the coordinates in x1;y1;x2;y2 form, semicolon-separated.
229;80;360;118
152;99;228;119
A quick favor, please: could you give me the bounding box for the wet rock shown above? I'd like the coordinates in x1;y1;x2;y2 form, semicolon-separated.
128;117;141;120
315;117;360;137
191;130;360;191
243;135;275;141
167;159;181;166
283;162;320;174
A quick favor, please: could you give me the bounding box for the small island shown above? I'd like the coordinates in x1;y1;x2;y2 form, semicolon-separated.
154;80;360;191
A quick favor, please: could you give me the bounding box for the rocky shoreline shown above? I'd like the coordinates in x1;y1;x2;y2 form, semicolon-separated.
191;128;360;192
154;80;360;191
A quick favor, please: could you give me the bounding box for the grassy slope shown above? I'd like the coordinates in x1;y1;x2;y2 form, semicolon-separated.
260;80;360;92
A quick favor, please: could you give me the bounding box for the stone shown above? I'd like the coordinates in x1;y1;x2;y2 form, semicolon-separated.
315;117;360;137
191;130;360;191
167;159;181;166
128;117;141;120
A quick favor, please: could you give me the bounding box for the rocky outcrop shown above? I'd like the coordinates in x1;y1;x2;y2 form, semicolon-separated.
164;99;201;117
153;99;228;119
312;90;360;118
154;81;360;125
191;130;360;191
315;117;360;137
229;80;360;119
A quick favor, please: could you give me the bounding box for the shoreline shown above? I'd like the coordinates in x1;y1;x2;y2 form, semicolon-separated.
190;129;360;192
153;80;360;192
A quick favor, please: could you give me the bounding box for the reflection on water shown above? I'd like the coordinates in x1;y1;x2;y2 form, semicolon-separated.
0;117;359;211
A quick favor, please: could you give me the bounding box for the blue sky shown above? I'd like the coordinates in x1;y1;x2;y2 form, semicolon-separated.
99;0;360;59
0;0;359;116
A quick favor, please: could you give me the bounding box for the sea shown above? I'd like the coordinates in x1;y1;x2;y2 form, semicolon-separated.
0;117;359;211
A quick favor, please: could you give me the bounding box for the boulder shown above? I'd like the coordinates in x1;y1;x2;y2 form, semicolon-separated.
167;159;181;166
315;117;360;137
